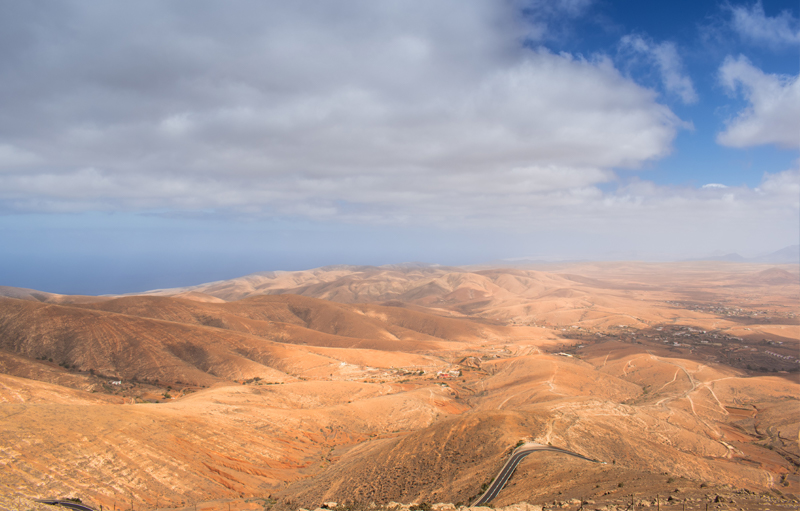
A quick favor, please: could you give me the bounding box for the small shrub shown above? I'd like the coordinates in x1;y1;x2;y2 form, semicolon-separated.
618;482;624;488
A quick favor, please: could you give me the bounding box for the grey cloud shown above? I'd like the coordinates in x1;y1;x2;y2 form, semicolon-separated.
2;0;690;225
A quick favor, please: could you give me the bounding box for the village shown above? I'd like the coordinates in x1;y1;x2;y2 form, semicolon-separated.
665;300;798;322
557;322;800;374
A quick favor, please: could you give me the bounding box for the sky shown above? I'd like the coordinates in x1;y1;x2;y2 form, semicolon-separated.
0;0;798;295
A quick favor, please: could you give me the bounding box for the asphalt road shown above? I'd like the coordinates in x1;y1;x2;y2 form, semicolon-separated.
472;442;601;506
34;499;97;511
31;444;597;511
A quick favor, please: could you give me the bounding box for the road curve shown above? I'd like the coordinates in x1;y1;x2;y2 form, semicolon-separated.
34;499;96;511
472;443;601;506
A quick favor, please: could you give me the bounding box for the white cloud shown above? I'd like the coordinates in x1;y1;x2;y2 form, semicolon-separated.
619;35;698;104
0;2;794;268
759;164;800;197
579;166;800;257
717;55;800;149
2;160;797;256
730;1;800;47
0;1;687;222
3;3;792;256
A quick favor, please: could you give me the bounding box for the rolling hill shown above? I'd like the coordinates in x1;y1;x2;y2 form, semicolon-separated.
0;261;798;509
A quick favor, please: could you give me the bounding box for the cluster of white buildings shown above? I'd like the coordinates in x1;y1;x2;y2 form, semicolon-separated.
764;350;800;364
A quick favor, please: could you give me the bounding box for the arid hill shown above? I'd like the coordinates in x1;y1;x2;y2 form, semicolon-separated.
132;262;800;329
0;294;563;387
0;262;798;510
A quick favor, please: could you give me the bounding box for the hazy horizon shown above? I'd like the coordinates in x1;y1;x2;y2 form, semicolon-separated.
2;243;797;296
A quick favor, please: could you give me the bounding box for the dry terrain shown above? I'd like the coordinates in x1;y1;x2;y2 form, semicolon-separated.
0;262;798;511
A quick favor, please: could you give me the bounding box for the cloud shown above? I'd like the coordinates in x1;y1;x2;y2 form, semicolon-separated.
758;164;800;197
579;165;800;257
3;3;793;255
6;2;793;256
717;55;800;149
0;1;689;223
729;1;800;47
0;144;41;170
619;35;698;104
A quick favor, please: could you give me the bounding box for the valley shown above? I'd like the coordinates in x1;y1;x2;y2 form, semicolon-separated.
0;262;798;511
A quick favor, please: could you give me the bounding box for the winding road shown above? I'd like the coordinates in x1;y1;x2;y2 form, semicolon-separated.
31;444;600;510
472;442;602;506
34;499;96;511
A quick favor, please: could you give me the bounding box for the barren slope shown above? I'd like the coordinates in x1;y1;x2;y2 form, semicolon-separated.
1;261;798;508
137;263;800;333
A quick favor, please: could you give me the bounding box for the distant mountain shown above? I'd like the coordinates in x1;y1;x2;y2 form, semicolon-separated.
701;253;747;262
690;245;799;264
750;244;800;264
